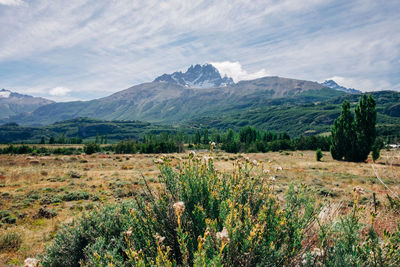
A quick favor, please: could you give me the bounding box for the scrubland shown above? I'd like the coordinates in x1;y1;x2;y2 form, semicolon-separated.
0;149;399;266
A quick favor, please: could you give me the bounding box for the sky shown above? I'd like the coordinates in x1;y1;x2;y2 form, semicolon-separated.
0;0;399;101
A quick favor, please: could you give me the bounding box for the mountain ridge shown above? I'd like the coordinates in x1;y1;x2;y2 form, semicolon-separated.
0;89;54;119
153;63;234;88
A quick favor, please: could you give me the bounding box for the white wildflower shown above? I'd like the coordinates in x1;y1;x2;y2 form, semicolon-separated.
24;258;40;267
124;229;132;237
353;186;364;194
154;233;166;243
216;227;230;243
173;201;185;214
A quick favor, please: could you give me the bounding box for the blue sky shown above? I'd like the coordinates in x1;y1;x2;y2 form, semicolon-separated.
0;0;399;101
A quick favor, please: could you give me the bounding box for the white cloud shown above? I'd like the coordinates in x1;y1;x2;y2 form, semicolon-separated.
211;61;271;82
49;86;71;96
0;0;24;6
0;0;399;99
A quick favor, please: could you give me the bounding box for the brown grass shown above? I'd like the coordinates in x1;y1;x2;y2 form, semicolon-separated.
0;150;399;265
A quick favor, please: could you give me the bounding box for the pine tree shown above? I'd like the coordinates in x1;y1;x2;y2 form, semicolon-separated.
203;129;209;145
330;95;377;162
330;100;353;160
354;94;376;161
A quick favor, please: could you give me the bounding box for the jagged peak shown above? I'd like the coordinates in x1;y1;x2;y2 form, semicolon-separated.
322;80;361;94
154;63;234;88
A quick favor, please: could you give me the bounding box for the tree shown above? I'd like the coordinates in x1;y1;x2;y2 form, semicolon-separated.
330;95;377;162
353;94;376;162
49;136;55;144
40;136;45;144
239;126;257;144
330;100;354;160
203;129;209;144
194;130;201;145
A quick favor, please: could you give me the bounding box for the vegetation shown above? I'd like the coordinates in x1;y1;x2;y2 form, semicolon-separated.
83;142;101;155
316;148;323;161
0;231;23;252
40;148;400;266
1;91;400;144
330;95;377;162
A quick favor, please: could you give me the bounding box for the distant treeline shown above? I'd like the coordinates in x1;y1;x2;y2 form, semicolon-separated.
0;126;332;155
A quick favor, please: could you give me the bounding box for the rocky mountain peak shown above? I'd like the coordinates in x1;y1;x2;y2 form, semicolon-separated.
0;89;11;98
322;80;361;94
154;63;234;88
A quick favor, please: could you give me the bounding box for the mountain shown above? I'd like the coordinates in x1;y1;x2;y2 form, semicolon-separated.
322;80;361;94
4;73;338;126
0;89;54;119
154;63;234;88
2;91;399;143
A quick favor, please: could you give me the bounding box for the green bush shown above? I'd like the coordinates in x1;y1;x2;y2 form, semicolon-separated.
42;150;319;266
83;142;101;155
62;191;89;201
316;148;323;161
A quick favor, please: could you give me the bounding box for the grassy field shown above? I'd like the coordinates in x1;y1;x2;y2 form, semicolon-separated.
0;149;399;265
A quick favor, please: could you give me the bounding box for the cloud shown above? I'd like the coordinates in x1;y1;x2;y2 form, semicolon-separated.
211;61;271;82
0;0;24;6
0;0;399;100
49;86;71;96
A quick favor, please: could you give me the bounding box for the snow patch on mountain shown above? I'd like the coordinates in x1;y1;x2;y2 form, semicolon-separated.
0;89;11;98
322;80;361;94
154;64;235;88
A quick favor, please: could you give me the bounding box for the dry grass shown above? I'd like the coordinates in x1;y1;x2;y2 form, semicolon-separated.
0;150;399;265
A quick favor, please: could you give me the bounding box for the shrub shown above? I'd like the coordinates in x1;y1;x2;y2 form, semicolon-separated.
0;231;23;251
316;148;323;161
62;191;89;201
41;149;400;266
42;149;319;266
83;142;100;155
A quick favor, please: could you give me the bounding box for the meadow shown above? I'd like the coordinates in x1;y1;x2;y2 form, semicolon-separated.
0;147;399;266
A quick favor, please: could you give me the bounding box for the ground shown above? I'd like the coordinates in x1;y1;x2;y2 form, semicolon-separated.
0;149;399;265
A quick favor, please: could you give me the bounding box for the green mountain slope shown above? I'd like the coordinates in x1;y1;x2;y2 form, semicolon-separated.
4;76;332;126
185;90;400;137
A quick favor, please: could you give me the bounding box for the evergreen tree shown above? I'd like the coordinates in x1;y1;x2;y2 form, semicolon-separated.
40;136;45;144
195;130;201;145
354;94;376;161
330;100;353;160
203;129;209;144
330;95;377;162
49;136;55;144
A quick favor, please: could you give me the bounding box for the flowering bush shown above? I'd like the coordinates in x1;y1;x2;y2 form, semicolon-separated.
41;146;400;266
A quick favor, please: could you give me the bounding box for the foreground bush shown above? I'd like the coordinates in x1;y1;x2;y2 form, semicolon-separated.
41;148;400;266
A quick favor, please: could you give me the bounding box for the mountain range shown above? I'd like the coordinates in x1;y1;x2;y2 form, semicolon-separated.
2;64;347;125
1;63;399;142
0;89;54;119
